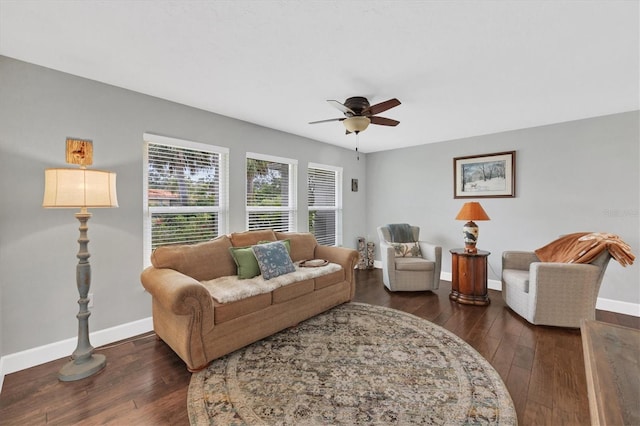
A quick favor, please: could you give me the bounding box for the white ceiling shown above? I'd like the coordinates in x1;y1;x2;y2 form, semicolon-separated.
1;0;638;153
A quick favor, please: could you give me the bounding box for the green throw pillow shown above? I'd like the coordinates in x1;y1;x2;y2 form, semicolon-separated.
229;246;261;279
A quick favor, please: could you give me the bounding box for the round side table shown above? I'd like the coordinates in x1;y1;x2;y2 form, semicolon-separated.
449;248;490;306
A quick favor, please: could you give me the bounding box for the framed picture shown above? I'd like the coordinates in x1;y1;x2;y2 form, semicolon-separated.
351;178;359;192
453;151;516;198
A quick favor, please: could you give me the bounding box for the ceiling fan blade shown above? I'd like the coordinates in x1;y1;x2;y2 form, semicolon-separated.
366;98;401;116
309;117;345;124
370;116;400;126
327;100;356;116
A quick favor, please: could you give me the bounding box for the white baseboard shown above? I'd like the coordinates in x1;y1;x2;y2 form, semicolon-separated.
596;297;640;317
0;317;153;393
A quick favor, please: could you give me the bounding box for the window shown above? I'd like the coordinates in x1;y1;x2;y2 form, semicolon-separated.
246;153;297;232
143;134;228;264
308;163;342;246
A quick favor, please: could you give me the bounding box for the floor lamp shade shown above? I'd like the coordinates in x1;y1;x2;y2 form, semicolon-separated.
43;168;118;208
42;167;118;381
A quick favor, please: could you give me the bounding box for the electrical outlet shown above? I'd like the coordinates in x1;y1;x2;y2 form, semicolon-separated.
88;293;94;308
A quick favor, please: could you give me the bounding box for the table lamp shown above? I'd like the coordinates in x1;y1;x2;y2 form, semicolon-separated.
455;202;490;253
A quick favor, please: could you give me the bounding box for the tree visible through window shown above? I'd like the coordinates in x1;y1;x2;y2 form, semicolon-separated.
308;163;342;246
144;135;228;264
246;153;297;232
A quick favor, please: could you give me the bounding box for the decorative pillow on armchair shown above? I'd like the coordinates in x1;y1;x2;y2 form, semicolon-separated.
392;242;422;258
252;241;296;280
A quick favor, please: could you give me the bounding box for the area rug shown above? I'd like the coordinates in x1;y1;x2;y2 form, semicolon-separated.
187;303;517;425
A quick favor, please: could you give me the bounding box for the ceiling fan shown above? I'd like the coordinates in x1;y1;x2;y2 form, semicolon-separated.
309;96;401;134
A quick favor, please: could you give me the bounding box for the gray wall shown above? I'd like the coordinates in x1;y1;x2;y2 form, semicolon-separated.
0;56;367;355
1;55;638;358
366;111;639;305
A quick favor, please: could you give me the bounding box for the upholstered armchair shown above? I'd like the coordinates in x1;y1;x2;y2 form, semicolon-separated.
377;225;442;292
501;250;611;328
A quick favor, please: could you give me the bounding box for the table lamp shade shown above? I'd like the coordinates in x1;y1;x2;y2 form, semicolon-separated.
43;168;118;208
455;202;490;221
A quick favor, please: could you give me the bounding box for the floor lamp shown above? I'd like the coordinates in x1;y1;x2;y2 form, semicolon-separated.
43;167;118;381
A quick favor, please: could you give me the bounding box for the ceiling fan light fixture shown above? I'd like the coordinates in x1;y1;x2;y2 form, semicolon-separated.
343;116;370;133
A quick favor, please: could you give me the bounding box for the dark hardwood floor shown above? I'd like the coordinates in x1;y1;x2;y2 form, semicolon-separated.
1;269;638;425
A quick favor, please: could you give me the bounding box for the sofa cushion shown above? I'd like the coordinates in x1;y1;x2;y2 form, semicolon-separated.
150;235;235;281
252;241;296;280
272;279;314;303
314;268;345;290
394;257;434;271
201;262;342;303
230;229;277;247
213;293;272;324
275;232;317;261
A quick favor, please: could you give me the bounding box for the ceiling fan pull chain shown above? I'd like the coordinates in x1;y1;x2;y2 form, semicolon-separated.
355;133;360;161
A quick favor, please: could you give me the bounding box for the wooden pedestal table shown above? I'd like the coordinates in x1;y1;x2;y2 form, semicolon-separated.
449;248;490;306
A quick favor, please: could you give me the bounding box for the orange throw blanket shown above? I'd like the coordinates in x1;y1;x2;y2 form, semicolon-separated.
535;232;635;267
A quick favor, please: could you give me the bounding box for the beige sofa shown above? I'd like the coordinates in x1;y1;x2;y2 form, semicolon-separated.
141;229;358;371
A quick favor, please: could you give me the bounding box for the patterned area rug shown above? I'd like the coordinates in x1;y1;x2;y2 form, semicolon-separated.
187;303;517;425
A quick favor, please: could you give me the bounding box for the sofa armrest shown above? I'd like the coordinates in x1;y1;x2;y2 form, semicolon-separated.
377;241;396;286
314;245;358;270
418;241;440;261
314;245;359;298
528;262;602;324
530;262;601;293
141;266;214;328
418;241;442;279
502;251;540;271
378;241;395;265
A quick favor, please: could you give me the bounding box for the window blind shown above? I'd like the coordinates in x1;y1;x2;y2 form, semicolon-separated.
144;136;228;265
246;154;297;232
308;164;342;246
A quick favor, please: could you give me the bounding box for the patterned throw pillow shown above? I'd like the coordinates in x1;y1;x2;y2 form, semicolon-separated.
259;239;291;254
252;241;296;280
392;242;422;258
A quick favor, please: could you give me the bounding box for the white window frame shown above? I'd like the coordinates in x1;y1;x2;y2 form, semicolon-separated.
246;152;298;232
143;133;229;266
308;162;342;246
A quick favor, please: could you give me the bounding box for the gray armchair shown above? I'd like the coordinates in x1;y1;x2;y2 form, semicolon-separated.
501;250;611;328
377;225;442;292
